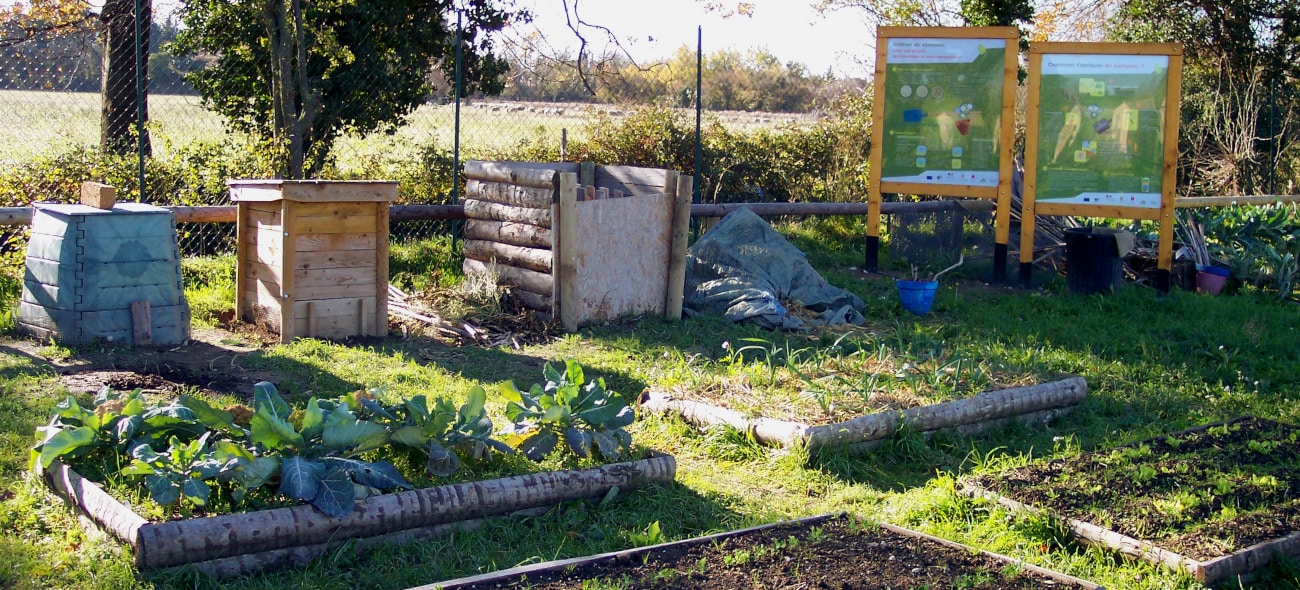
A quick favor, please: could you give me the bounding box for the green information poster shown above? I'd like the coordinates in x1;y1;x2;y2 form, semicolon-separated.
1034;54;1169;208
879;37;1006;188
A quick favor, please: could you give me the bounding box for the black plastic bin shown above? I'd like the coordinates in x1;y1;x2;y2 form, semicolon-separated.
1063;227;1121;294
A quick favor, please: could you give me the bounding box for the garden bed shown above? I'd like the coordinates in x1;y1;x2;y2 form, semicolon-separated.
418;513;1102;589
641;376;1086;454
964;417;1300;584
42;451;676;577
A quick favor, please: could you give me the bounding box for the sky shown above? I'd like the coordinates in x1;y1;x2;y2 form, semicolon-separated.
513;0;876;78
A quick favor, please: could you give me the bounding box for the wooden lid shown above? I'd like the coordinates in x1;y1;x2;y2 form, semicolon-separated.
228;180;399;203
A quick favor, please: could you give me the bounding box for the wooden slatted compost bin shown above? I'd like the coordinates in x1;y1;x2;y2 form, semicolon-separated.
461;161;692;331
230;180;396;343
18;203;190;346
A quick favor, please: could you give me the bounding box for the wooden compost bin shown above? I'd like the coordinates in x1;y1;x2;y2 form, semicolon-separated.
42;452;676;577
18;203;190;346
230;180;396;343
642;376;1088;455
461;161;692;331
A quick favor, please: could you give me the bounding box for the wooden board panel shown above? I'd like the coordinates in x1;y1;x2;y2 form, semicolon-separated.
293;249;378;271
295;283;379;301
291;297;375;320
229;180;398;203
292;298;376;339
570;192;674;325
293;210;378;235
291;201;376;219
246;263;378;290
593;165;670;197
294;232;377;252
246;207;281;230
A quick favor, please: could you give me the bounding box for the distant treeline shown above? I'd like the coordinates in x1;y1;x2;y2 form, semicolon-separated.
498;46;862;113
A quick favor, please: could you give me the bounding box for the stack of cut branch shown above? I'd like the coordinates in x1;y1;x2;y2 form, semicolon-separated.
387;285;558;349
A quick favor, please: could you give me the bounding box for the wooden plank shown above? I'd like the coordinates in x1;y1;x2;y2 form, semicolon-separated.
1034;202;1162;221
878;182;999;200
80;182;116;209
375;201;389;338
294;212;377;235
290;299;375;339
247;266;377;289
131;300;152;346
293;232;375;252
464;180;553;209
463;240;551;273
462;199;551;227
878;25;1019;40
1019;50;1044;267
464;219;552;249
294;283;379;301
228;180;398;203
291;201;376;219
570;192;674;326
1157;52;1183;274
866;30;889;245
246;207;280;230
293;249;378;271
666;174;692;320
557;173;579;331
593;165;670;196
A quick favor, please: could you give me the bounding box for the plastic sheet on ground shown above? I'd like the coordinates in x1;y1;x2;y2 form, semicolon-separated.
683;208;865;330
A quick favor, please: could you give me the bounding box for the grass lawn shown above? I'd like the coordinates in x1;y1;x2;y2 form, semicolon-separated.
1;218;1298;589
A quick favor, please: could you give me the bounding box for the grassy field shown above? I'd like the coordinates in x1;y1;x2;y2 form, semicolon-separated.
1;219;1299;589
0;90;815;169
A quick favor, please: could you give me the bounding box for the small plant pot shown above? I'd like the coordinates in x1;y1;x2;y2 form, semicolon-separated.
1194;264;1230;295
897;279;939;315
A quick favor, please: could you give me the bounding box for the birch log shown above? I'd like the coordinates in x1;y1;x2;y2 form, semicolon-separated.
463;161;558;189
465;180;554;209
464;219;552;249
129;453;675;569
463;199;551;228
43;460;146;546
463;258;553;296
510;289;553;312
464;240;552;273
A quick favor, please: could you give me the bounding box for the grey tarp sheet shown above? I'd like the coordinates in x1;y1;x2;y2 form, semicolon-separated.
684;208;865;330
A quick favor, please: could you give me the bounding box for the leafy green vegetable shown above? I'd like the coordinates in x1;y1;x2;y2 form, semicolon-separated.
503;360;635;461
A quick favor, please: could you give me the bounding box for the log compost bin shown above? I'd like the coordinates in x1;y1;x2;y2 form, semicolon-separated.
18;203;190;346
230;180;396;343
461;161;694;331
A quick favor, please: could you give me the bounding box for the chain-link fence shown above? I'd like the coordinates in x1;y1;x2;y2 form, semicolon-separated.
1;3;855;260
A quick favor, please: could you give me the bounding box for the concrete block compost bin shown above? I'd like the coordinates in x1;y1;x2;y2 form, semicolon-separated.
18;203;190;346
461;161;692;331
230;180;396;343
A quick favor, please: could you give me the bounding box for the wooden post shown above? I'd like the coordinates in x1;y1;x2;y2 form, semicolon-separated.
279;200;297;344
80;182;116;209
557;173;579;332
235;203;248;322
130;300;152;346
375;200;390;337
1019;49;1045;288
864;31;889;273
666;174;692;320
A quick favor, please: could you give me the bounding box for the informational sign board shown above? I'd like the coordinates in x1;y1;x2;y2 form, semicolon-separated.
1019;42;1182;291
867;27;1018;279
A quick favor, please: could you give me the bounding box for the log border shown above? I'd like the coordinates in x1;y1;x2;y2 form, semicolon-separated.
640;376;1087;454
417;512;1104;590
41;452;676;576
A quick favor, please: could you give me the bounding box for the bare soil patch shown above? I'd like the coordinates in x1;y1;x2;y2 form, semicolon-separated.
971;417;1300;561
446;516;1093;589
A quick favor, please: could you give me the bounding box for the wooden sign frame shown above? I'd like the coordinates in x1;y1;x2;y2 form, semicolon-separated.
866;26;1019;280
1018;42;1182;292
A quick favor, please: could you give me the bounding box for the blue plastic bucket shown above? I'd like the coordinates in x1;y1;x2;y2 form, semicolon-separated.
896;279;939;315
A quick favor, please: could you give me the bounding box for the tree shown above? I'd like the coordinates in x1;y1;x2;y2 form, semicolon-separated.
170;0;519;178
3;0;151;156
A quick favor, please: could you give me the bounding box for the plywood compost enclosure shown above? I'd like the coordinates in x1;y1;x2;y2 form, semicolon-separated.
461;161;693;331
230;180;396;343
18;203;190;346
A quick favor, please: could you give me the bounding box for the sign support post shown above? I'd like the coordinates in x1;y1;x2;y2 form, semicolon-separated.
866;27;1018;281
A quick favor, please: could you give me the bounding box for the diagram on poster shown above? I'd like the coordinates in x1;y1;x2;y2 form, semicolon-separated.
1033;54;1169;208
879;37;1006;187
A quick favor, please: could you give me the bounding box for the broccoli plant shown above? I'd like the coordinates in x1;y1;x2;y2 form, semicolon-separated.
501;360;635;462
